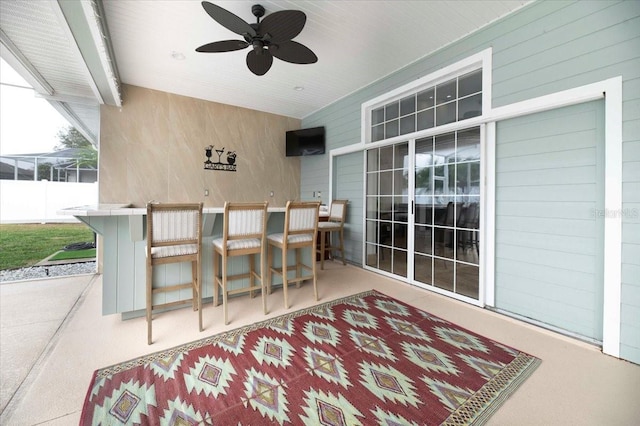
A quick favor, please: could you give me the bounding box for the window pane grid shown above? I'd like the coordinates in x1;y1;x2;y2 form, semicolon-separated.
365;143;410;279
369;70;481;142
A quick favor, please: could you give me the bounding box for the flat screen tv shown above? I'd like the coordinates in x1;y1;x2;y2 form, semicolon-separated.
286;126;325;156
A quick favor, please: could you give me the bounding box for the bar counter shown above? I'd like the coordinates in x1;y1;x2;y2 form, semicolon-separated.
58;204;294;319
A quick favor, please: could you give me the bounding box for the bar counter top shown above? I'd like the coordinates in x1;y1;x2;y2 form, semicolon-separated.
58;204;287;216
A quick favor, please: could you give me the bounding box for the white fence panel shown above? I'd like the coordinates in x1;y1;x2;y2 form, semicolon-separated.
0;180;98;223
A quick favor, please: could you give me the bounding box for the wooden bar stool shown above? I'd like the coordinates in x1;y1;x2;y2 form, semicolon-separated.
146;202;203;345
213;202;268;325
267;201;320;309
317;199;347;269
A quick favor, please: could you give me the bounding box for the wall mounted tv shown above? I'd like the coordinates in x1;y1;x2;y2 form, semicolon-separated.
286;126;325;156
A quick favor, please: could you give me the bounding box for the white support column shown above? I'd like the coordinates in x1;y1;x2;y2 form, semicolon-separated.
602;76;623;358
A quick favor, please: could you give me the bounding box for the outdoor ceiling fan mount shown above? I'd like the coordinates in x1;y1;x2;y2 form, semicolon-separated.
195;1;318;76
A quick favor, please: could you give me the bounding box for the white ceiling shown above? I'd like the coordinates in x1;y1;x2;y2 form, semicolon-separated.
0;0;531;145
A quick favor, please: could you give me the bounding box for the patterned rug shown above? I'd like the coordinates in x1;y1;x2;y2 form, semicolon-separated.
81;290;540;425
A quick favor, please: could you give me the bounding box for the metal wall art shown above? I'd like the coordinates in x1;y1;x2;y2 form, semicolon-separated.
204;145;236;171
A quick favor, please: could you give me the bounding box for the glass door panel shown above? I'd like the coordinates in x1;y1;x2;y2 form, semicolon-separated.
413;127;480;300
365;128;481;301
364;142;409;278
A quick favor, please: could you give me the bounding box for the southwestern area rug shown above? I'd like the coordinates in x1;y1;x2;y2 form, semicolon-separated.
81;290;540;425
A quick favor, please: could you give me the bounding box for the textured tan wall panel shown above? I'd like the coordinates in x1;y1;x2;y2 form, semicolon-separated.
99;85;301;207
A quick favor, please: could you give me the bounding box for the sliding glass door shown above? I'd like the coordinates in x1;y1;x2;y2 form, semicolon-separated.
413;128;480;299
365;127;481;301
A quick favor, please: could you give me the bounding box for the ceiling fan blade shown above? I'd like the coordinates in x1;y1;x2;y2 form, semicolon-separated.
246;49;273;76
259;10;306;42
196;40;249;53
270;41;318;64
201;1;256;37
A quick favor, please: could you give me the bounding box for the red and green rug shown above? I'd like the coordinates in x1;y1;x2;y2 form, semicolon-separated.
81;290;540;425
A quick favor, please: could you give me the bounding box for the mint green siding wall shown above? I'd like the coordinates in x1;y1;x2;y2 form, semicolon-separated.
301;0;640;364
495;101;605;340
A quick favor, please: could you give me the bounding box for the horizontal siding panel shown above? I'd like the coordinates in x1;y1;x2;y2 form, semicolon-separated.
334;152;364;265
624;141;640;161
623;224;640;244
621;304;640;332
497;215;596;238
496;58;640;111
620;323;640;348
623;98;640;122
337;169;363;181
623;115;640;143
622;264;640;286
497;148;596;172
495;271;598;311
336;157;363;171
496;243;596;275
334;180;363;193
496;184;597;202
622;243;640;266
497;130;596;159
620;345;640;366
621;283;640;307
496;108;596;144
621;203;640;224
496;258;594;291
494;8;640;86
496;166;596;187
495;100;603;341
496;200;596;220
496;229;596;256
623;71;640;95
496;286;599;339
492;1;618;68
623;161;640;182
336;171;362;185
623;182;640;202
495;37;640;106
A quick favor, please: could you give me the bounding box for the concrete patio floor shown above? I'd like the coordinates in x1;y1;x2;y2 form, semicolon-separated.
1;263;639;425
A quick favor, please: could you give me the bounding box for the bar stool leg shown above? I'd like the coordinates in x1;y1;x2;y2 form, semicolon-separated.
320;230;326;270
282;246;289;309
146;267;153;345
222;258;228;325
339;228;346;265
213;251;220;307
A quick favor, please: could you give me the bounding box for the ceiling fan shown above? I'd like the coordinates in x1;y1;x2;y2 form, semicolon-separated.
195;1;318;76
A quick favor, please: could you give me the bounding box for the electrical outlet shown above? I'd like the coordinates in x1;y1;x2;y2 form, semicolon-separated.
204;189;209;196
269;191;274;197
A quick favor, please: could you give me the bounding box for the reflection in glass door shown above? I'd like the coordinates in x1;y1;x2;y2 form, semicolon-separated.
414;127;480;299
365;143;409;277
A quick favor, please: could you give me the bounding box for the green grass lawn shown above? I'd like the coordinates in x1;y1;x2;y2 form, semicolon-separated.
48;248;96;261
0;223;95;270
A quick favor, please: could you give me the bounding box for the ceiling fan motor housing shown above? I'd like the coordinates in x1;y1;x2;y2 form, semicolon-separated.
251;4;265;20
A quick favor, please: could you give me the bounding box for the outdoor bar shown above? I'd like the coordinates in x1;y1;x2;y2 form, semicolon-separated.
60;203;301;319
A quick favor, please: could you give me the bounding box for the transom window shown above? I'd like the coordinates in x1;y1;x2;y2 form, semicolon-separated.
362;50;490;304
370;69;482;142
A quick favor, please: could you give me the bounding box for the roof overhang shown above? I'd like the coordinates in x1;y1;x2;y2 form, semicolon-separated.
0;0;122;147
